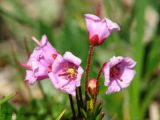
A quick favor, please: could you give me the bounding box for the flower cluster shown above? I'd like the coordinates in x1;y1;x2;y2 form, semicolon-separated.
22;14;136;97
22;35;84;96
21;12;137;119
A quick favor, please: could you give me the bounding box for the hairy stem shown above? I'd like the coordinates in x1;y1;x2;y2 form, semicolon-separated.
94;63;105;106
97;3;101;17
85;45;94;104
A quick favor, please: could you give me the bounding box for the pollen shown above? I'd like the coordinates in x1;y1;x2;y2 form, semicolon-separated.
67;68;75;74
58;67;78;80
67;68;77;78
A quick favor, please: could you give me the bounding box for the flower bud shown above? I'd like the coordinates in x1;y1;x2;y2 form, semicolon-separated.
88;79;97;97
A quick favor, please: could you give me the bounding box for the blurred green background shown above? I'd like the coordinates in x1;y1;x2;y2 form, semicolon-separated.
0;0;160;120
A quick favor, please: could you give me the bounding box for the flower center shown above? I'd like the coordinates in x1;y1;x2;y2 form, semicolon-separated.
67;68;77;78
59;66;78;80
110;64;123;81
110;65;120;77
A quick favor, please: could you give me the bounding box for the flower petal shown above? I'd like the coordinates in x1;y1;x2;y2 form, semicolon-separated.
63;52;81;66
85;14;101;21
103;64;110;86
84;14;101;38
48;72;59;88
119;68;136;88
40;35;58;63
25;70;36;84
108;56;123;68
105;18;120;31
106;80;121;94
62;81;76;96
124;57;136;69
75;67;84;87
98;20;111;41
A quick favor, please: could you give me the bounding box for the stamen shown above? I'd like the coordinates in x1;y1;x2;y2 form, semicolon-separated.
59;73;70;76
32;36;41;46
110;65;124;82
58;67;77;79
110;65;120;78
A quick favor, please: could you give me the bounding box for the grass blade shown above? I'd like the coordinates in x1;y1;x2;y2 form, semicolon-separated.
141;77;160;119
0;93;16;105
55;109;66;120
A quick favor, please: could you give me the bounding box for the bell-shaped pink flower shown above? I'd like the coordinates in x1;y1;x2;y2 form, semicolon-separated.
48;52;84;96
103;56;136;94
84;14;120;45
23;35;59;84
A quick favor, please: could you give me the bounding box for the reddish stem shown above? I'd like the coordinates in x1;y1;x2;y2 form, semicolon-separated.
94;63;106;106
85;45;94;103
97;3;101;17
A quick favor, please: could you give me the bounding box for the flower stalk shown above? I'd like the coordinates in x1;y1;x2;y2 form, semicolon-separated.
85;44;94;103
38;82;47;100
94;63;105;106
68;94;76;119
78;86;83;106
96;3;101;17
76;89;82;119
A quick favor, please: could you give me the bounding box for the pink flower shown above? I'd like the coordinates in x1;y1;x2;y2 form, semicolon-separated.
22;35;59;84
103;56;136;94
84;14;120;45
48;52;84;96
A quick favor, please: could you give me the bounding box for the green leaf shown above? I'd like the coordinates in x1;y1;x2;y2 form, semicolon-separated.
55;109;66;120
96;112;105;120
94;103;102;117
0;93;16;105
145;36;160;78
129;0;149;119
140;77;160;119
81;108;87;119
16;108;25;120
0;102;15;120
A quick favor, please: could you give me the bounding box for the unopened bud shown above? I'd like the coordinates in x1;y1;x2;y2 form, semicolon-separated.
88;79;97;97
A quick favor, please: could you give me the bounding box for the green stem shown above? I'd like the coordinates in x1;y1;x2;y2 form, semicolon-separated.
38;82;47;100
